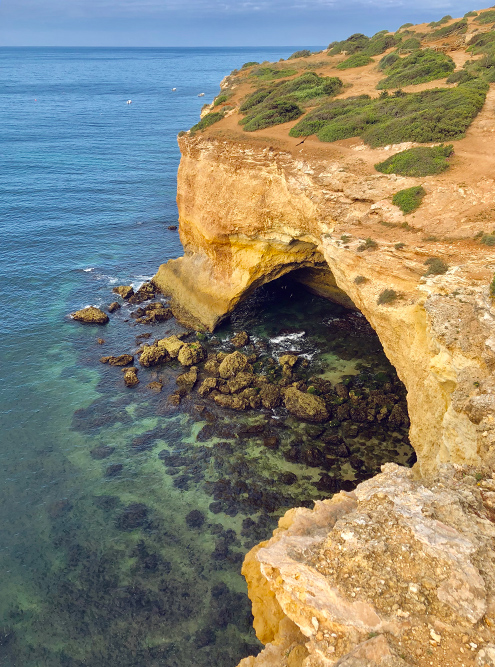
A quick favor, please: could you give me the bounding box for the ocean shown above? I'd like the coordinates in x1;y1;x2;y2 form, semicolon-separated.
0;47;413;666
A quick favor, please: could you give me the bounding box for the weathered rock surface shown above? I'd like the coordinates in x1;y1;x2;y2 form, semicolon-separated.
157;334;185;358
100;354;134;366
71;306;109;325
177;341;207;366
177;366;198;392
122;367;139;387
113;285;134;300
284;387;329;423
139;344;168;367
219;351;249;379
107;301;121;313
231;331;250;348
238;463;495;667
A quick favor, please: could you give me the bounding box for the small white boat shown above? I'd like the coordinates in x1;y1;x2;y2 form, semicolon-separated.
172;88;177;91
198;93;205;97
126;100;132;104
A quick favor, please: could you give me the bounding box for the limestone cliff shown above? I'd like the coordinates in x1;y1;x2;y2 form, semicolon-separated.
152;10;495;663
238;463;495;667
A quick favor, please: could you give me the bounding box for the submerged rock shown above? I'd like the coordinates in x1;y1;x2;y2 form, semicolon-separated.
107;301;121;313
147;380;163;393
259;384;281;409
177;366;198;393
122;367;139;387
113;285;134;300
71;306;109;325
284;386;329;423
178;342;207;366
157;334;185;358
219;351;248;379
100;354;134;366
139;344;168;367
213;393;249;411
231;331;250;348
198;377;218;397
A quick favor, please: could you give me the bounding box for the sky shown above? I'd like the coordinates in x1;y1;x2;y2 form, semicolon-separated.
0;0;487;46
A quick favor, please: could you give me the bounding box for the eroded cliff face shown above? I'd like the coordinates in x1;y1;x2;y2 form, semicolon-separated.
237;463;495;667
154;134;495;476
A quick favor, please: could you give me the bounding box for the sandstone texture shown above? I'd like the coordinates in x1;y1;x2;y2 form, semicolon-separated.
153;131;495;476
71;306;109;325
284;387;329;423
238;463;495;667
122;367;139;387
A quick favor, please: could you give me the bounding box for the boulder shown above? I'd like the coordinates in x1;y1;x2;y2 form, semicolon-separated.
204;358;221;376
128;281;156;304
227;372;255;394
230;331;250;348
279;354;298;368
139;345;168;367
71;306;109;325
100;354;134;366
122;367;139;387
199;377;218;397
213;393;249;411
108;301;121;313
177;366;199;393
113;285;134;299
157;335;185;358
178;342;207;366
219;351;248;379
147;381;163;392
168;391;182;406
284;387;329;423
259;384;281;409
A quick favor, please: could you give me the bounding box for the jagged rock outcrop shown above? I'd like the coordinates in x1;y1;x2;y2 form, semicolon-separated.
238;463;495;667
154;133;495;475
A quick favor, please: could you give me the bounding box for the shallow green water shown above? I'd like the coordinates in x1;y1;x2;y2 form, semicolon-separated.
0;276;413;666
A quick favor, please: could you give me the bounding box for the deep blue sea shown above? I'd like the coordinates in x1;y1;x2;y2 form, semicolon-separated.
0;47;412;666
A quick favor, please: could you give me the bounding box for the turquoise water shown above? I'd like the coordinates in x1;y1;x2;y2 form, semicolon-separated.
0;48;413;666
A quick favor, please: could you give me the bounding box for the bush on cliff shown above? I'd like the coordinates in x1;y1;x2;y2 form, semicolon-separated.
337;54;374;69
375;145;453;177
240;100;303;131
251;66;298;80
393;186;426;214
289;49;311;59
399;37;422;52
474;9;495;24
239;73;344;131
377;50;455;89
190;111;225;133
328;33;370;55
289;79;487;146
490;273;495;298
424;257;449;275
429;19;467;39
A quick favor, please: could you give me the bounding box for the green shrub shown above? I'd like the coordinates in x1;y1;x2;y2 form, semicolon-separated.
329;33;370;55
240;100;303;131
354;275;368;284
446;69;475;84
481;233;495;246
400;37;421;52
190;111;224;133
464;11;478;18
337;53;374;69
474;10;495;24
289;49;311;59
240;73;344;131
395;242;405;249
364;34;398;56
252;67;299;80
378;52;400;70
467;31;495;53
213;92;231;106
428;15;452;28
490;273;495;298
375;144;453;176
424;257;448;275
289;80;488;146
377;289;398;304
377;49;455;89
430;19;467;39
357;237;378;251
398;23;414;31
393;186;426;214
242;61;259;68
